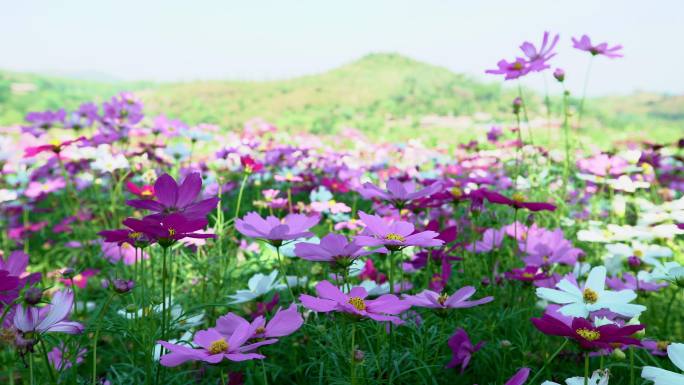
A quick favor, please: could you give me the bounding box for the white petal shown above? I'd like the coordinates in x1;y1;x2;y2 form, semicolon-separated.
668;343;684;372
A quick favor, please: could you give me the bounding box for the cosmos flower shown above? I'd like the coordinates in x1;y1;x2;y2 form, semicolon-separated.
505;266;547;282
354;211;444;251
536;266;646;318
478;189;556;212
467;228;504;253
122;213;214;248
572;35;623;58
126;173;219;220
446;328;483;372
300;280;410;325
236;212;320;246
485;58;531;80
294;233;371;267
641;343;684;384
59;268;99;289
14;290;84;335
47;343;87;370
358;178;442;206
542;369;610;385
216;304;303;340
504;368;531;385
24;178;66;199
126;181;155;199
531;313;643;350
520;31;559;72
403;287;493;309
23;136;85;158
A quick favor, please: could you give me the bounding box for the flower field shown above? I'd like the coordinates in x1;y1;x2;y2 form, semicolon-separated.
1;32;683;385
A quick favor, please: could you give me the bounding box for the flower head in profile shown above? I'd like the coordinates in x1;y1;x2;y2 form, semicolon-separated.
24;136;85;158
486;58;531;80
354;211;444;251
126;173;218;220
236;212;320;247
216;304;303;339
358;178;442;207
479;189;556;212
122;213;214;248
531;313;643;350
520;31;559;72
300;281;410;325
572;35;623;58
446;328;483;372
404;287;493;310
536;266;646;318
14;290;84;335
505;265;547;282
294;233;371;268
641;343;684;385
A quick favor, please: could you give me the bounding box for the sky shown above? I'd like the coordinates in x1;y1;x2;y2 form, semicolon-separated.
1;0;682;96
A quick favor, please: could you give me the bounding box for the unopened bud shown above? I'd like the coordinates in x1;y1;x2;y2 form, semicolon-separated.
553;68;565;82
112;279;135;294
24;288;43;306
62;268;76;279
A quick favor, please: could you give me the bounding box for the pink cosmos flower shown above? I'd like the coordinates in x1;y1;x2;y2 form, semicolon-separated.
467;228;504;253
358;178;442;206
354;211;443;251
403;287;493;309
23;136;85;158
505;266;547;282
158;318;276;367
48;343;87;370
572;35;623;58
294;233;371;266
25;178;66;199
13;290;84;335
236;212;320;246
520;31;559;72
300;280;410;325
216;304;303;339
59;268;99;289
485;58;531;80
101;241;149;265
310;200;351;215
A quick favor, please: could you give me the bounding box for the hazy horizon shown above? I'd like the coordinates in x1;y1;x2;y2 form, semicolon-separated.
2;0;682;96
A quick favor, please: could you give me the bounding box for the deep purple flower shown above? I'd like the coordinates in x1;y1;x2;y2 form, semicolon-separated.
354;211;444;251
572;35;623;58
294;233;371;267
487;126;503;143
531;313;643;350
13;290;84;335
404;287;493;309
0;251;40;306
300;280;410;325
505;265;547;282
127;173;218;220
358;178;442;206
478;189;556;212
122;213;214;248
236;212;320;246
446;328;483;372
520;31;559;72
485;58;531;80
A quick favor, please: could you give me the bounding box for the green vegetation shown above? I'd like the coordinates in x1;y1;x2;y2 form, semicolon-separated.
1;53;681;146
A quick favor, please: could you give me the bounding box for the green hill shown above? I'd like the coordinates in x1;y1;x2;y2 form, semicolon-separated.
0;53;681;146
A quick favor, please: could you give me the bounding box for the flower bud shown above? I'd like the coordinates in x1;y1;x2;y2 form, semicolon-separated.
24;287;43;306
112;279;135;294
553;68;565;82
627;256;642;270
500;340;512;348
512;97;522;115
611;348;626;360
353;349;365;363
62;268;76;279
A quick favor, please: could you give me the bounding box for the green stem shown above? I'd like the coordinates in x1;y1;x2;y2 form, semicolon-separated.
577;56;594;131
630;347;635;385
663;288;679;333
584;352;589;385
261;359;269;385
39;338;57;384
350;322;357;385
517;81;533;146
528;339;568;385
92;294;114;385
29;353;35;385
233;173;249;224
276;247;295;301
562;89;571;199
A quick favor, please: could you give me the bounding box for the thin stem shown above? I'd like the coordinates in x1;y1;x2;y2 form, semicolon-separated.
584;352;589;385
350;322;357;385
92;294;115;385
663;288;679;333
562;89;571;199
630;347;635;385
233;173;249;224
276;247;295;301
29;353;35;385
39;338;57;384
517;81;532;145
577;56;595;130
528;339;568;385
261;359;269;385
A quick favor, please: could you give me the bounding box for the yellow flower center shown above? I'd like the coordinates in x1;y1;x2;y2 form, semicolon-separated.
583;288;599;304
255;326;266;334
438;293;449;305
511;192;526;202
513;62;523;70
348;296;366;311
633;249;643;258
141;190;153;197
576;328;601;341
168;228;176;236
657;341;669;351
385;233;405;242
129;232;143;239
522;273;535;279
450;187;462;198
208;338;229;354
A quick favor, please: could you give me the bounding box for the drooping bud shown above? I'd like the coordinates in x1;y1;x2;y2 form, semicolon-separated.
512;97;522;115
553;68;565;82
24;287;43;306
111;279;135;294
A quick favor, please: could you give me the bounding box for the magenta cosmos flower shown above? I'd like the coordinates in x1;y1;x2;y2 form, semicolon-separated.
446;328;483;372
502;368;530;385
23;136;85;158
520;31;559;72
505;265;547;282
300;280;410;325
126;173;218;220
479;189;556;212
14;290;84;335
485;57;531;80
236;212;320;247
404;287;493;309
1;251;40;305
531;313;643;350
215;304;303;339
122;213;214;248
358;178;442;206
572;35;623;58
158;324;276;367
354;211;444;251
294;233;371;267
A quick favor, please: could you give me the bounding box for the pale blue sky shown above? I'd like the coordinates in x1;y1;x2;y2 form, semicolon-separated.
1;0;681;95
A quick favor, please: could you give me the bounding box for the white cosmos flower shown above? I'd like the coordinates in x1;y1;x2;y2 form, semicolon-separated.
642;343;684;385
0;189;18;204
228;270;285;304
91;152;130;174
608;175;649;193
536;266;646;318
603;241;672;275
154;331;194;361
542;369;610;385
